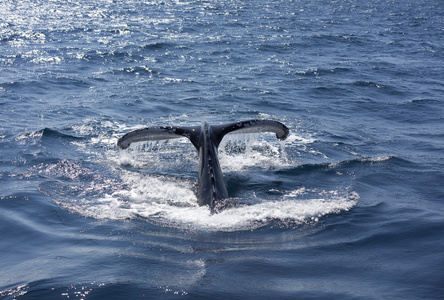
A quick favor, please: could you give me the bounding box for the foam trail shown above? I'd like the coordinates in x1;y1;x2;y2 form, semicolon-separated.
46;165;358;231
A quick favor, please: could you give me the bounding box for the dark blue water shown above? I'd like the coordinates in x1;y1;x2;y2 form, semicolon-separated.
1;0;443;298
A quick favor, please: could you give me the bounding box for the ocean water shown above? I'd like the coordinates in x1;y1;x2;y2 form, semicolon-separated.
1;0;443;298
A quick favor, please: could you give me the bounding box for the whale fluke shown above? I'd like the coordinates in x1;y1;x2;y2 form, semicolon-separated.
118;119;289;211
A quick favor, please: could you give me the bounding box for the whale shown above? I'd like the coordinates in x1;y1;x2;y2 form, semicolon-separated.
118;119;289;212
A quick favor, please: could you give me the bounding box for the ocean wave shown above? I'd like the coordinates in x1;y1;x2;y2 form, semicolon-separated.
1;77;90;94
112;66;157;76
295;66;354;77
276;155;397;176
0;283;29;299
141;42;176;51
15;128;81;142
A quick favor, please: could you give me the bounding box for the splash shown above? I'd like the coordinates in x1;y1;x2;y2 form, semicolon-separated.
218;133;292;172
36;126;359;232
41;165;358;231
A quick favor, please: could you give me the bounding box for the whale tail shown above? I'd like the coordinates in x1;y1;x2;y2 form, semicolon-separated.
118;119;289;211
117;119;289;150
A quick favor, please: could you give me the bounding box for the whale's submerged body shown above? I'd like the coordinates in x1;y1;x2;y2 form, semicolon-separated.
118;119;289;212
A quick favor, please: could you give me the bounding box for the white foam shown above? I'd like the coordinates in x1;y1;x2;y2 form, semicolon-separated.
43;120;359;231
358;155;395;163
58;188;358;231
51;165;358;231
